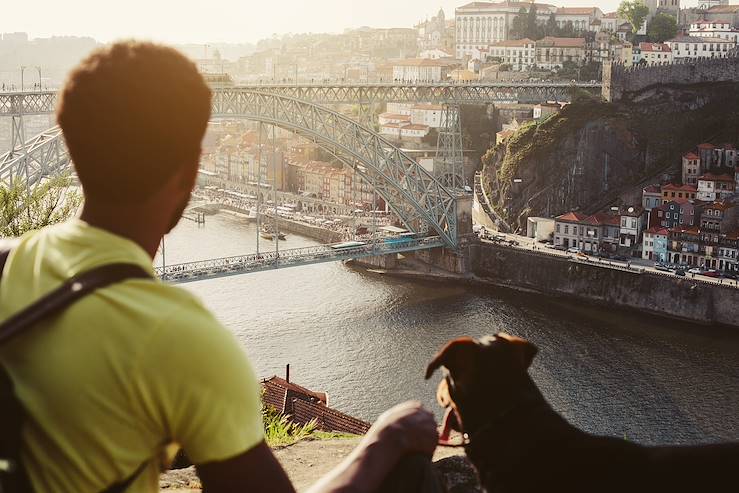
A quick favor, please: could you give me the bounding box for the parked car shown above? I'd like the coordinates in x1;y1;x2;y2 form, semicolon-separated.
722;272;738;280
612;255;628;261
655;263;671;272
687;267;704;275
703;270;721;278
566;247;580;254
674;269;686;277
576;252;588;260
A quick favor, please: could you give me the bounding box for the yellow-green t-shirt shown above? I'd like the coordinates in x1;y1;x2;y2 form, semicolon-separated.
0;219;264;493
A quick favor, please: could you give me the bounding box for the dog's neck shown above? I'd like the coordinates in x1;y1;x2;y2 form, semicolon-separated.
459;373;547;436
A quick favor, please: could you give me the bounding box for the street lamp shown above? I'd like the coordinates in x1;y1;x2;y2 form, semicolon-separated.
20;66;27;92
35;66;42;90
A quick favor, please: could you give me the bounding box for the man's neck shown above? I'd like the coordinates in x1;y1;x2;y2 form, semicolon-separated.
79;204;165;259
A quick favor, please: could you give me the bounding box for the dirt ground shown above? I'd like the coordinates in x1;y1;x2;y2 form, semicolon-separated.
159;438;479;492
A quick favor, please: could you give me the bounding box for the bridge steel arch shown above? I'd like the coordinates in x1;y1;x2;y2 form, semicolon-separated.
0;127;68;188
212;91;458;247
1;92;459;247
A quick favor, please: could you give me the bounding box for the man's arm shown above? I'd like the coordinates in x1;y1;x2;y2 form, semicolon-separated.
196;441;296;493
195;401;438;493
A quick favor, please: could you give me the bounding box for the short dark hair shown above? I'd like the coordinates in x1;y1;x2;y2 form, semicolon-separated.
57;41;211;204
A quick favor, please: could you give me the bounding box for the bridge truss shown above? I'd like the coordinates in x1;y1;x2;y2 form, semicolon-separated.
157;236;444;283
0;91;460;247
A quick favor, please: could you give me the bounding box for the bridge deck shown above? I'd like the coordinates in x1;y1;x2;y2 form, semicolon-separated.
157;236;444;283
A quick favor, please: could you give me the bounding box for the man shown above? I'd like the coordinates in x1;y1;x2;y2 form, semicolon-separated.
0;42;438;492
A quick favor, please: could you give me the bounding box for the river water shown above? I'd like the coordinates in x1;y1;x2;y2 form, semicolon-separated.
154;211;739;446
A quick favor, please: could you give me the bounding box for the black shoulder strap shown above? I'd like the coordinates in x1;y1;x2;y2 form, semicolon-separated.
0;248;153;492
0;249;9;276
0;262;152;345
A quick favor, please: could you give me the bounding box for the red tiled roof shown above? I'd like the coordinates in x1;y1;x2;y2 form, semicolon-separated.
263;376;328;406
670;226;700;235
667;198;690;205
698;173;735;182
583;212;620;226
492;38;535;47
697;143;716;149
261;376;370;436
646;226;669;235
291;400;371;435
643;184;661;193
556;7;597;15
683;152;699;160
662;183;697;192
537;36;586;48
556;211;587;222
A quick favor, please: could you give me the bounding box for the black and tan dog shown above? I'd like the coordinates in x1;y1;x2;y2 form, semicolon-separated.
426;334;739;493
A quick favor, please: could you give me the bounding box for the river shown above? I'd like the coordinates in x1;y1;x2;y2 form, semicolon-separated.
156;211;737;445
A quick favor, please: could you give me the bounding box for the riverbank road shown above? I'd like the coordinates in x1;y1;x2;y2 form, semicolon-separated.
478;231;739;289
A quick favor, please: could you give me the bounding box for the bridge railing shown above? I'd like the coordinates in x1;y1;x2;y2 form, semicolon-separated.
156;236;444;282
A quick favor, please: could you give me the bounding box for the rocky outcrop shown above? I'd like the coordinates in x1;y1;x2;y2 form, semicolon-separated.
482;82;739;231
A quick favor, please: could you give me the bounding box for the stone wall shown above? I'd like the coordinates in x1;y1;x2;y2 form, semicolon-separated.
603;54;739;102
259;214;342;244
473;244;739;328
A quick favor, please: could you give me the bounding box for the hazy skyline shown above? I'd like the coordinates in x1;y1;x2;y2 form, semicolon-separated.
3;0;704;45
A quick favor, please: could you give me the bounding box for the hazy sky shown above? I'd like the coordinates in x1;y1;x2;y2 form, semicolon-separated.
3;0;703;45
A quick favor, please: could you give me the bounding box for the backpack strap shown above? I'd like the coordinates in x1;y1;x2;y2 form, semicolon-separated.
0;250;153;492
0;263;151;345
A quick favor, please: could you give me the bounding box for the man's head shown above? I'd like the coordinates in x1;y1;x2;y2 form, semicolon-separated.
58;41;211;230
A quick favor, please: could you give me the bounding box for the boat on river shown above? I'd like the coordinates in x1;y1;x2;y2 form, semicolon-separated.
260;224;286;241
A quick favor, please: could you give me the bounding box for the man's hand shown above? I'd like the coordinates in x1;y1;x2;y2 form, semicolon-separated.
306;401;439;493
362;401;439;458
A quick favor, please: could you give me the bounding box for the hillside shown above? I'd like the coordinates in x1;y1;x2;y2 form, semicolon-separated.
481;82;739;231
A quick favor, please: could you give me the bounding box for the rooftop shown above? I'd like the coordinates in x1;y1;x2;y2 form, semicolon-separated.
699;173;735;182
662;183;697;192
537;36;586;48
262;376;370;436
555;211;588;222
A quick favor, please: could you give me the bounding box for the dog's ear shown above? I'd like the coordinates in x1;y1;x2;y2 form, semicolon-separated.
496;332;538;369
425;337;479;380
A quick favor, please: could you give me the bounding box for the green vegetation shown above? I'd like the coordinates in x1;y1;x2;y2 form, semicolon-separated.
647;14;678;43
0;175;82;237
262;401;358;448
617;0;649;35
486;93;615;185
509;5;582;40
263;402;318;447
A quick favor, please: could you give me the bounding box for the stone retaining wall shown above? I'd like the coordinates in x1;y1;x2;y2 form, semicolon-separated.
473;243;739;328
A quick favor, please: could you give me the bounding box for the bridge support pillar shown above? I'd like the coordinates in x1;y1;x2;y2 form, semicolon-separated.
435;104;465;190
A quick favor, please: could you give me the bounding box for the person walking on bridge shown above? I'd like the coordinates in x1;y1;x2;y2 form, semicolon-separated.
0;41;440;493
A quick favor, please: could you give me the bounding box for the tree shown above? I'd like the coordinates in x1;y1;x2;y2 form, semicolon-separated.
546;13;559;37
647;13;678;42
618;0;650;34
526;4;538;39
509;7;528;39
0;175;82;237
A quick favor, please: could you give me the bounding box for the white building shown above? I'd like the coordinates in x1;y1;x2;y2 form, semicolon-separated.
419;48;454;59
455;1;557;58
410;104;443;128
638;42;673;64
378;113;411;125
666;35;736;59
688;19;739;44
555;7;604;32
488;38;536;71
619;206;645;249
392;59;445;82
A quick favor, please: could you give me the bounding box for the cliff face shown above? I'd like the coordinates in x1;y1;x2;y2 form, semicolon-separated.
482;82;739;231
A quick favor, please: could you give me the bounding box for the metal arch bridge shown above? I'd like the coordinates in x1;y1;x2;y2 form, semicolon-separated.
1;91;460;247
157;236;444;283
0;81;601;117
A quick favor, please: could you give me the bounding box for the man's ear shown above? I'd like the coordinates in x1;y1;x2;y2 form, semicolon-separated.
496;332;538;369
425;337;479;380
